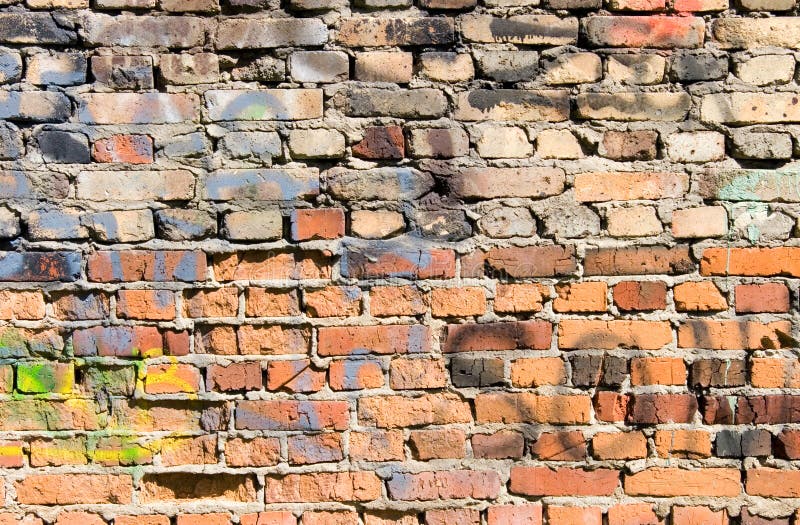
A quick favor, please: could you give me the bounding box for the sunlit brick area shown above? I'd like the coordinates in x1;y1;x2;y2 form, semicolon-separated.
0;0;799;523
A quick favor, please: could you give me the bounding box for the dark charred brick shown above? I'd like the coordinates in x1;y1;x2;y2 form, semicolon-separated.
411;209;471;241
36;131;91;164
742;429;771;457
715;430;742;458
570;355;626;387
353;126;405;160
774;429;800;459
703;395;736;425
450;357;504;387
690;359;746;388
600;130;658;161
628;394;697;424
91;56;154;90
0;252;81;282
0;14;75;45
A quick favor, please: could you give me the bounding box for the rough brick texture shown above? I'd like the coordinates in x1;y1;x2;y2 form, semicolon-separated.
0;0;796;523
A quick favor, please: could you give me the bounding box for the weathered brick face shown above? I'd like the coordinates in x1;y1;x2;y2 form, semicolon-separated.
0;0;797;523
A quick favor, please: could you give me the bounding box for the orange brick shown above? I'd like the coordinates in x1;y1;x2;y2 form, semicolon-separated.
288;433;343;464
55;513;106;525
559;319;672;349
370;285;428;316
678;320;792;350
701;247;800;277
430;287;486;317
244;288;300;317
751;358;800;388
15;474;133;504
115;517;170;525
674;281;727;311
240;513;295;525
224;437;280;467
511;357;566;387
510;467;619;496
160;435;217;466
624;468;741;497
319;325;431;356
735;283;790;313
350;430;405;461
553;282;607;312
390;357;447;389
546;506;601;525
0;290;45;320
184;288;238;317
630;357;686;385
592;431;647;459
494;283;548;313
290;208;345;241
176;514;230;525
426;509;479;525
487;505;543;525
672;506;727;525
359;393;472;427
409;428;466;460
746;468;800;497
531;431;586;461
266;359;325;392
594;391;629;422
476;393;591;424
608;504;663;525
654;429;711;458
117;289;175;320
304;286;361;317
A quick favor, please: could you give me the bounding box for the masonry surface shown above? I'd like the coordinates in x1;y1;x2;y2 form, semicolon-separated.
1;0;800;523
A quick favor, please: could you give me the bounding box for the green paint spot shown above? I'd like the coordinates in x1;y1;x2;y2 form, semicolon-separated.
17;362;73;394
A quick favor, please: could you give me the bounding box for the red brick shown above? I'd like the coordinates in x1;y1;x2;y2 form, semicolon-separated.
88;250;205;282
359;393;472;427
387;470;501;501
425;509;479;525
530;431;585;460
288;433;343;464
511;357;566;386
584;16;705;48
494;283;548;313
625;468;741;497
613;281;667;311
0;290;45;320
265;472;382;503
476;393;591;424
236;400;348;431
592;431;647;459
207;362;262;392
431;287;486;317
486;506;543;525
238;325;311;355
245;288;300;317
319;325;431;356
160;435;217;466
370;286;428;316
15;474;133;504
302;511;358;525
115;517;170;525
350;430;405;461
629;394;697;424
608;504;662;525
585;246;693;275
184;288;238;317
291;209;345;241
225;437;280;467
117;289;175;320
559;319;671;349
735;283;790;313
92;134;153;164
546;507;601;525
304;286;361;317
176;515;230;525
409;428;466;460
342;246;455;279
471;431;524;459
55;513;107;525
462;245;577;278
672;506;727;525
444;321;551;352
240;512;296;525
266;359;324;393
510;467;619;496
329;359;384;390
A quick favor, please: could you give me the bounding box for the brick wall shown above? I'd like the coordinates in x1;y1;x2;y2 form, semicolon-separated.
0;0;799;523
